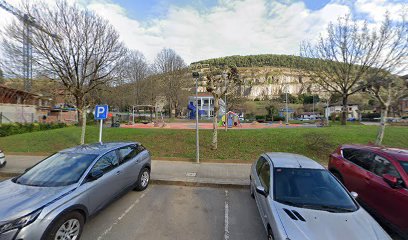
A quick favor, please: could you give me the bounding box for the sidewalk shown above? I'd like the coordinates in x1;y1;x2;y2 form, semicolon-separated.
0;155;251;187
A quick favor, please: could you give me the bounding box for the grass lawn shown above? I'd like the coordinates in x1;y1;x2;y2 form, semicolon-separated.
0;125;407;165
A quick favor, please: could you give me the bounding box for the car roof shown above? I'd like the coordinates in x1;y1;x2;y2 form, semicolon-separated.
264;152;324;169
341;144;408;162
60;142;138;155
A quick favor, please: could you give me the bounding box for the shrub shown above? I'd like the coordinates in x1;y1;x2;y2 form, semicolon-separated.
273;116;285;121
0;122;67;137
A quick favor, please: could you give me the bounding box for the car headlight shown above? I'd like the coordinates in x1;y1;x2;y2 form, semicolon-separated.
0;209;42;234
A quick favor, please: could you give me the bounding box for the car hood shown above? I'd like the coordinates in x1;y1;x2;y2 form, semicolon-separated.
0;179;76;222
274;202;391;240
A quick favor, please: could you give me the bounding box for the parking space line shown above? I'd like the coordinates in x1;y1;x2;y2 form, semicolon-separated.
224;190;229;240
97;190;149;240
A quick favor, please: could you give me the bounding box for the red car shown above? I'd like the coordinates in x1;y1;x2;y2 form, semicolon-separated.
329;144;408;237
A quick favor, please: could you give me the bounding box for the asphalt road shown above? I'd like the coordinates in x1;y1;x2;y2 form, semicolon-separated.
81;185;266;240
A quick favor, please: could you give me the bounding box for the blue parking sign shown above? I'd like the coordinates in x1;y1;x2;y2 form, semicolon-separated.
95;105;109;120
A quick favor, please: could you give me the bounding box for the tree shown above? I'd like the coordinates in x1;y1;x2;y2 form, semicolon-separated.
119;50;150;106
205;67;240;150
301;13;408;125
365;74;408;145
153;48;187;118
1;1;127;144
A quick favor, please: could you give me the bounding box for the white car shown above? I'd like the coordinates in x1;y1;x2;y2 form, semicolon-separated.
0;150;6;168
250;152;391;240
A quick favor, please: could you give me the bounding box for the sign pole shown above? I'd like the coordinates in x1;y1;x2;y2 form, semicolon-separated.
99;119;103;143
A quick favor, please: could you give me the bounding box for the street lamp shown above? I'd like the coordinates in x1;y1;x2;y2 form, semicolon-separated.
192;72;200;164
285;84;289;125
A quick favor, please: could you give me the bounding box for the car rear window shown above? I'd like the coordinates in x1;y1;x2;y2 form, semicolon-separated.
400;161;408;174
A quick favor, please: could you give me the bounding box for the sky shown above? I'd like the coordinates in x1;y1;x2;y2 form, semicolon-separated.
0;0;407;64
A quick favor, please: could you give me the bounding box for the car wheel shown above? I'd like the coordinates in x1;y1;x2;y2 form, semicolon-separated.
0;161;6;168
134;167;150;191
332;171;343;183
267;226;274;240
45;211;84;240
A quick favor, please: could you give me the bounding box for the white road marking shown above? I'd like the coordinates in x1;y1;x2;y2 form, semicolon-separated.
97;191;148;240
224;190;230;240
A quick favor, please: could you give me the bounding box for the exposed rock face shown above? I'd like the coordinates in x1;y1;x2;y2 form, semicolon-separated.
235;67;322;100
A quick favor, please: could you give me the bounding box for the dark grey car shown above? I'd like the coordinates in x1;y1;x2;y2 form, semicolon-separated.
0;142;151;240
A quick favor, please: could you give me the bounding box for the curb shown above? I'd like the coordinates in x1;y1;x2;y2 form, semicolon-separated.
0;171;21;178
0;172;250;189
151;179;249;189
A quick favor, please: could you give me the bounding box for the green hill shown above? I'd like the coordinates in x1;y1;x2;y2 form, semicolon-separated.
192;54;318;69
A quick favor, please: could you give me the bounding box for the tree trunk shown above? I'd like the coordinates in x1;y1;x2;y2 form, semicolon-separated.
375;106;388;145
168;100;173;118
80;108;87;144
212;97;219;150
76;96;87;145
341;95;348;125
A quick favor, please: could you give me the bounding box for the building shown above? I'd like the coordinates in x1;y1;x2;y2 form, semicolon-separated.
278;108;295;120
324;104;360;120
188;93;215;118
0;85;52;123
399;98;408;117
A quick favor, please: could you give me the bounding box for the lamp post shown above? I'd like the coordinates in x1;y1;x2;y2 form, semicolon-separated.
285;84;289;125
192;72;200;164
312;94;315;120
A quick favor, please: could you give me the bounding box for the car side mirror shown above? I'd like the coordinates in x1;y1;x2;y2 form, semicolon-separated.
256;185;268;197
89;170;104;181
350;191;358;199
383;174;398;188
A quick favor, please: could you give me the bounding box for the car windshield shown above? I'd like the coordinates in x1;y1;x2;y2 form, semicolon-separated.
400;161;408;174
274;168;358;212
14;153;97;187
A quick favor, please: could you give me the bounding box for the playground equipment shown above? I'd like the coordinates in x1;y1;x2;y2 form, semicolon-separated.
129;105;155;124
187;101;210;119
220;111;241;128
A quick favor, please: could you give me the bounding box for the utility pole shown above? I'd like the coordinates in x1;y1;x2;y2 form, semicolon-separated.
223;71;228;132
193;72;200;164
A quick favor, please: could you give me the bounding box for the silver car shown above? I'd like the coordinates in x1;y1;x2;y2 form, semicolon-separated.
250;152;391;240
0;142;151;240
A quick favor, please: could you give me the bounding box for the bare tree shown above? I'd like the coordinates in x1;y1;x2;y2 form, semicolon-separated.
123;51;150;103
153;48;187;118
365;74;408;145
1;0;127;144
302;13;408;125
206;67;240;150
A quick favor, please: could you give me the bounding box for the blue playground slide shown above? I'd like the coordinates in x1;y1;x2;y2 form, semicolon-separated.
188;102;196;119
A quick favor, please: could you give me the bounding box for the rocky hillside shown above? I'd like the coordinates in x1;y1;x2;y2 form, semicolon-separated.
193;54;324;100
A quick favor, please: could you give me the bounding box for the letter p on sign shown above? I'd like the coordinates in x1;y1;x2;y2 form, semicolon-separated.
95;105;109;120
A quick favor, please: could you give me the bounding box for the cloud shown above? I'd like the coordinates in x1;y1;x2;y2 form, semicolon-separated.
0;0;404;64
87;0;351;63
354;0;407;23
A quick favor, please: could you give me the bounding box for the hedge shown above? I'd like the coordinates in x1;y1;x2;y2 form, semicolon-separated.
0;123;67;137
